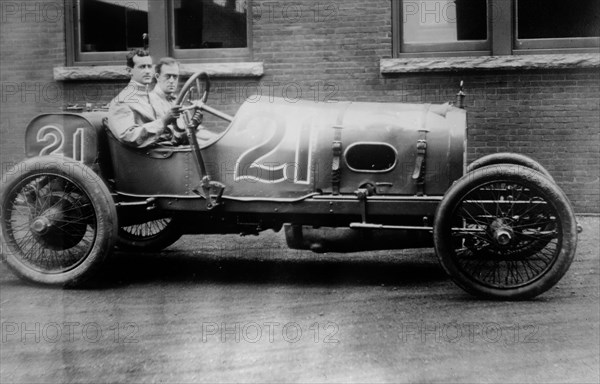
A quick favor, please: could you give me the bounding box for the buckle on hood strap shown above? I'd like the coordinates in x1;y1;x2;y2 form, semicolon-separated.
412;130;428;196
332;126;343;195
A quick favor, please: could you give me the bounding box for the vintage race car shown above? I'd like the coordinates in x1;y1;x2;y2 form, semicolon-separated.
1;73;580;299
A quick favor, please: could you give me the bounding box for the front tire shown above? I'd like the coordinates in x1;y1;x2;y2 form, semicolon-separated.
434;164;577;300
1;156;117;286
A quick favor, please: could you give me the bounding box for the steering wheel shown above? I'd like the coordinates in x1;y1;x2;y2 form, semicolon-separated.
175;72;211;130
174;71;235;134
176;71;210;105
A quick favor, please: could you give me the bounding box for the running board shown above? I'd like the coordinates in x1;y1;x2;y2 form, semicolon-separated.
350;223;433;231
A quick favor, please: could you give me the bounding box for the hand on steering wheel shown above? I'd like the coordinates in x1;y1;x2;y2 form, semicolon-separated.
175;72;210;132
188;108;203;129
162;105;182;126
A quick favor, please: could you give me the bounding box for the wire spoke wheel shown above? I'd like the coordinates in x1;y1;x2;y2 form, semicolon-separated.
121;218;171;240
4;174;96;273
1;157;117;286
434;164;577;300
466;152;554;181
117;217;182;251
451;182;559;288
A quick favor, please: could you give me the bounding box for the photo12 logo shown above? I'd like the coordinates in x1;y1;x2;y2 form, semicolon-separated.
201;321;340;344
210;81;340;105
398;322;540;344
0;2;63;23
251;1;339;23
1;322;140;344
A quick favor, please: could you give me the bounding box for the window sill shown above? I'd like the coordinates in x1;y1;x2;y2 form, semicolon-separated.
54;62;264;81
380;53;600;74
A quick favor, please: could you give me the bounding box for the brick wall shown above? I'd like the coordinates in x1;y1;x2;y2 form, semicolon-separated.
1;0;598;213
1;0;65;169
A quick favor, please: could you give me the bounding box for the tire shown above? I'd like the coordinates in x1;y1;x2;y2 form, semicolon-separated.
467;153;554;181
1;156;117;286
433;164;577;300
117;217;182;251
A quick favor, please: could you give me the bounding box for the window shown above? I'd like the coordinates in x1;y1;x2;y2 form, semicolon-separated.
171;0;249;60
399;0;489;54
515;0;600;51
67;0;251;65
70;0;149;63
393;0;600;57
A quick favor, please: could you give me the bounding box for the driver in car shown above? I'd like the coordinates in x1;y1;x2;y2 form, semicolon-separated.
149;57;189;145
150;57;216;144
108;49;187;148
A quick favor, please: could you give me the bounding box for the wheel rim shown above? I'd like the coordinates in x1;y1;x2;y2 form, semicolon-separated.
120;218;172;240
448;180;561;289
3;173;98;274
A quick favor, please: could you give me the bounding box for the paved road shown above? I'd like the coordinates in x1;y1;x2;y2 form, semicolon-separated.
1;217;598;383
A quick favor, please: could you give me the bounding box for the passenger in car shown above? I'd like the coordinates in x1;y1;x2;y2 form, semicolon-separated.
107;49;183;148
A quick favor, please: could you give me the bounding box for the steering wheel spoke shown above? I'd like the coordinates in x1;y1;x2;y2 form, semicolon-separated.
175;72;233;123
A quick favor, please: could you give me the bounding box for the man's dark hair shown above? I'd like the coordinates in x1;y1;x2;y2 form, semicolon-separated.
126;48;150;68
155;57;179;75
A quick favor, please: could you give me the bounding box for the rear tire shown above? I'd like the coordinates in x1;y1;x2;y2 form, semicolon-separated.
434;164;577;300
1;156;117;286
117;217;182;251
467;153;554;181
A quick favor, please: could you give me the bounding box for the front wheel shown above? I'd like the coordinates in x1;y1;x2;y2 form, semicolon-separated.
1;156;117;286
434;164;577;300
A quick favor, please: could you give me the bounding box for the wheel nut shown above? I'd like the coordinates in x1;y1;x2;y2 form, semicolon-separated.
31;217;50;235
495;229;512;246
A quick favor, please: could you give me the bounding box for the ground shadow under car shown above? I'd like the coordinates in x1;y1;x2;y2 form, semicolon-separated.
92;246;448;288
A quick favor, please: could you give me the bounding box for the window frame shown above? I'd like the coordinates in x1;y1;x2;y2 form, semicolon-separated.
166;0;253;63
393;0;493;57
66;0;253;66
392;0;599;58
513;0;600;53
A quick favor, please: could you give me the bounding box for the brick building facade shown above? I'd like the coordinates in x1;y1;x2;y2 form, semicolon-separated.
1;0;599;212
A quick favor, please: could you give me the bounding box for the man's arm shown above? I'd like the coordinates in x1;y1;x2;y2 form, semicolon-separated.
148;91;186;144
107;101;170;148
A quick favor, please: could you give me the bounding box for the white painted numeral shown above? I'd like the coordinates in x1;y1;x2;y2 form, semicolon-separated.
37;125;86;162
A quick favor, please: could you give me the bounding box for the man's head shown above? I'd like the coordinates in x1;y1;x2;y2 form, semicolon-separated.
126;49;153;85
155;57;180;95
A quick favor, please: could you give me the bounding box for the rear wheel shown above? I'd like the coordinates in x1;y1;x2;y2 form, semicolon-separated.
434;164;577;300
467;153;554;181
1;156;117;286
117;217;182;251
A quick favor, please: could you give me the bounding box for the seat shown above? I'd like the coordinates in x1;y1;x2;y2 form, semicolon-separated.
103;119;201;196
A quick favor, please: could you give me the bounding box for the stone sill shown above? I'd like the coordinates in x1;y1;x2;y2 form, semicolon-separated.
381;54;600;74
54;62;264;81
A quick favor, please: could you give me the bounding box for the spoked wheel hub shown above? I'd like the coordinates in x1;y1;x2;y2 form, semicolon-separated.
28;195;87;250
30;216;52;235
488;218;514;247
